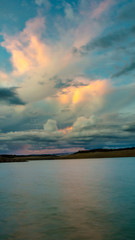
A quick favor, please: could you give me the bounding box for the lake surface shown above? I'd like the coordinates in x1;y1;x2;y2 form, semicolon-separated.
0;158;135;240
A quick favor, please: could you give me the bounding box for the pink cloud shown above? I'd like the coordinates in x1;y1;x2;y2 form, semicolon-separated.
16;144;84;155
91;0;114;19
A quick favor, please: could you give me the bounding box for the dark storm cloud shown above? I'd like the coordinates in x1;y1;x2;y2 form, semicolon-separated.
73;25;135;56
0;88;25;105
123;122;135;132
66;130;135;150
1;112;135;154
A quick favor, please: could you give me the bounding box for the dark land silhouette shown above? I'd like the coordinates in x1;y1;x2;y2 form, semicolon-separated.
1;147;135;162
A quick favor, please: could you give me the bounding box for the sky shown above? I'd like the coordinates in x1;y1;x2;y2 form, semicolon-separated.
0;0;135;155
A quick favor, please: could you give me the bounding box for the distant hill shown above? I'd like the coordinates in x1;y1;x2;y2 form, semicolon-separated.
0;154;59;163
0;147;135;163
61;147;135;159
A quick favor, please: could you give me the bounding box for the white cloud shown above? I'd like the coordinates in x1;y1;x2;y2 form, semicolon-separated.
35;0;43;5
35;0;51;10
43;119;58;132
64;3;74;20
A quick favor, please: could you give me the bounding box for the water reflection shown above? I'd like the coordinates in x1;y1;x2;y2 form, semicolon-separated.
0;158;135;240
54;160;113;240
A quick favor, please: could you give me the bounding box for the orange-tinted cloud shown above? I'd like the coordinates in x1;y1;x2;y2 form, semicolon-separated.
1;17;51;75
58;79;110;105
59;126;73;134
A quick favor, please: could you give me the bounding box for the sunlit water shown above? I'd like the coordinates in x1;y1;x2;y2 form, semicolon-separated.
0;158;135;240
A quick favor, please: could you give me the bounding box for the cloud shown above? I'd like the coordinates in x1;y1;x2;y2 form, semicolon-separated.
51;76;72;89
58;78;110;105
63;114;135;150
35;0;51;10
51;78;111;129
35;0;43;5
91;0;114;20
0;3;112;104
43;119;58;132
0;111;135;154
1;16;81;103
112;61;135;78
1;17;60;103
73;25;135;56
123;122;135;132
0;121;62;143
99;83;135;116
117;1;135;20
64;2;74;20
0;71;13;86
72;116;95;131
1;1;135;154
1;17;50;75
0;88;25;105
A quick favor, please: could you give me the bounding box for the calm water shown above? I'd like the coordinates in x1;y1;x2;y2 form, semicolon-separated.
0;158;135;240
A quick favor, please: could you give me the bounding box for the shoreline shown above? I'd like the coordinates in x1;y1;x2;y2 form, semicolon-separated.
0;147;135;163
